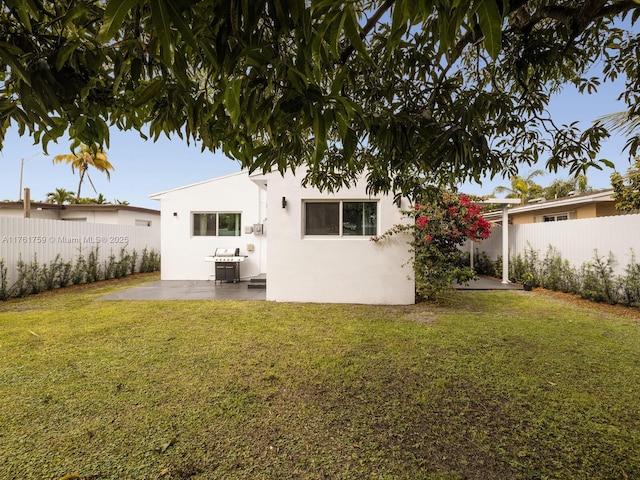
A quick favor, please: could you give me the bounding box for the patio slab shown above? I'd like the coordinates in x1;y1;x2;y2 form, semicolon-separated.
99;280;266;301
99;275;518;302
454;275;523;290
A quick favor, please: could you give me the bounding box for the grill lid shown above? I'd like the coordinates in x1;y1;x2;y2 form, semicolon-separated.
214;247;240;257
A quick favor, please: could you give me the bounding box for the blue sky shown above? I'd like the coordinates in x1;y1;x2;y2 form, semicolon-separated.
0;75;634;210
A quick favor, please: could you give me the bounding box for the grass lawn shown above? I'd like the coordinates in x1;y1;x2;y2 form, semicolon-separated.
1;275;639;479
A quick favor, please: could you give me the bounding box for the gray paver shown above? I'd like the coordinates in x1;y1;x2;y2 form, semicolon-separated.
454;275;523;290
99;275;519;301
99;280;266;301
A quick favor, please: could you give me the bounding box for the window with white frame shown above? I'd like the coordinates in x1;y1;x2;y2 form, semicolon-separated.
192;212;241;236
540;211;575;222
304;201;377;236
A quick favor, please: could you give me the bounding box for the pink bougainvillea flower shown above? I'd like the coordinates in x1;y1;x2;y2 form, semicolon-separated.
458;194;471;207
416;216;429;229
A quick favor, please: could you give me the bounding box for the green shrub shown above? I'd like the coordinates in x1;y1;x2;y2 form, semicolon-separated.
510;246;540;287
13;257;31;297
129;249;138;275
619;253;640;307
71;255;86;285
85;246;102;283
458;245;640;309
140;248;161;273
104;252;115;280
0;260;8;301
474;251;498;276
41;255;64;291
580;251;617;304
58;261;73;288
1;246;159;301
114;248;131;279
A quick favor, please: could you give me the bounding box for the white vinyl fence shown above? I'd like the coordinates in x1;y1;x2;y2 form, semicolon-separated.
0;217;160;285
474;213;640;276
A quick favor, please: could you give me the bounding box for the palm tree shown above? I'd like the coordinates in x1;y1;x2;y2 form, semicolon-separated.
74;195;109;204
45;188;75;204
93;193;109;204
53;144;114;198
596;110;640;155
543;175;591;200
492;170;545;204
596;111;640;136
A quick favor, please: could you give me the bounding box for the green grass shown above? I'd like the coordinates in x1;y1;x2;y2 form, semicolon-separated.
1;276;639;479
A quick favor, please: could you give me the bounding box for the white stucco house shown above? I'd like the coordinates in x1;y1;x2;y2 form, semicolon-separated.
149;169;415;305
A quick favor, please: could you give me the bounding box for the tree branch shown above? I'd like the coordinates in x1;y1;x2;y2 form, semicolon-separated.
512;0;638;35
339;0;395;64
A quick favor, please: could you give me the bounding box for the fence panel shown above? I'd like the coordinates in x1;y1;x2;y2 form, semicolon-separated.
0;217;160;285
475;214;640;275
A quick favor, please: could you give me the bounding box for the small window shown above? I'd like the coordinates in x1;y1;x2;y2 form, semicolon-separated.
304;201;377;236
305;202;340;235
192;212;241;236
135;219;152;227
343;201;377;236
218;213;241;236
543;213;569;222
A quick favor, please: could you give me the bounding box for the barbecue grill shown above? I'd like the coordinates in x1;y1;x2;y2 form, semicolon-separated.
205;248;245;283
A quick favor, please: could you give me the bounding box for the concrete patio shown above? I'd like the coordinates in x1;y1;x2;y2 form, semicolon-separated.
99;275;520;301
100;280;266;301
454;275;523;291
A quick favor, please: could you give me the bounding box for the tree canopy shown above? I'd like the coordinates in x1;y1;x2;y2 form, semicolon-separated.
1;0;639;198
611;156;640;210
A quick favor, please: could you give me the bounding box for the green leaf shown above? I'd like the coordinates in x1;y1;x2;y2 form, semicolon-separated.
131;78;166;108
55;41;79;72
0;43;32;86
475;0;503;59
14;6;32;32
164;1;197;48
99;0;140;42
150;0;174;64
313;109;327;165
599;159;615;169
224;78;243;126
343;5;373;65
343;127;358;161
61;5;93;28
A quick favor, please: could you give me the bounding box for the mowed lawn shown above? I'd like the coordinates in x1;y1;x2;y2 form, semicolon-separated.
1;275;639;479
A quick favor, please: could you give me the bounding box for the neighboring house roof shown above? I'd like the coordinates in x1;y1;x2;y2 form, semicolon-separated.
483;189;615;222
149;170;248;199
0;202;159;215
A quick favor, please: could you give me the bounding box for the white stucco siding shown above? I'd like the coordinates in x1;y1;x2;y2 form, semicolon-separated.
0;209;59;220
152;171;265;281
113;209;159;227
60;210;119;223
266;172;415;305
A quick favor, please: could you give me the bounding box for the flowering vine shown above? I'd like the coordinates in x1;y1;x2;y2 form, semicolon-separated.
377;191;491;301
